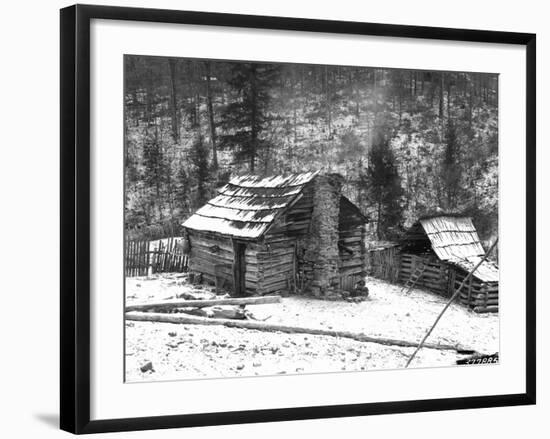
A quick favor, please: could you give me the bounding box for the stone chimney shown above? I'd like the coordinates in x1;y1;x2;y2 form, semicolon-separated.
304;174;343;297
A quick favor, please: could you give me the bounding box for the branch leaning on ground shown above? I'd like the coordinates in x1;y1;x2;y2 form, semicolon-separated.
125;311;478;354
404;238;499;368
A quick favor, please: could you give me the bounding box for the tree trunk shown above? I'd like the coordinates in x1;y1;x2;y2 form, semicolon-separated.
205;61;218;171
153;126;163;221
376;197;382;239
447;75;452;119
167;58;179;143
399;72;403;124
146;67;154;126
324;65;332;139
249;66;258;172
468;76;474;129
439;73;445;119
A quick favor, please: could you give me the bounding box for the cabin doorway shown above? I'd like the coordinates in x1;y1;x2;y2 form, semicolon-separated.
232;240;247;297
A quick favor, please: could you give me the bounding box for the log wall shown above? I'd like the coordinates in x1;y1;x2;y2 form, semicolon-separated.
338;225;365;277
187;230;261;295
367;247;499;313
256;238;296;295
399;253;450;296
188;230;234;287
453;269;499;312
260;186;314;295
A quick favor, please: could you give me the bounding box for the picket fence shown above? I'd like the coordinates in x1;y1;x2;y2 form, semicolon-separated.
125;237;188;277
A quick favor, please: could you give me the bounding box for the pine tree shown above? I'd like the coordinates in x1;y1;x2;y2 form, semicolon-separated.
441;120;462;210
365;130;403;239
189;134;210;209
142;127;166;221
220;63;280;172
124;56;499;241
174;162;190;219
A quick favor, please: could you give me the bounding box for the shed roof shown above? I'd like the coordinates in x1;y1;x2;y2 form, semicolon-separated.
413;215;499;283
419;216;485;261
182;171;320;239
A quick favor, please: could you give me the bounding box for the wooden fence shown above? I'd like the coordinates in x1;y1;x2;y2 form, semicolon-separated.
125;237;188;277
366;244;400;283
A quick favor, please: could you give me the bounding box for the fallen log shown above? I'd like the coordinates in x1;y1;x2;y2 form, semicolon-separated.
126;295;281;312
473;305;499;313
125;311;477;354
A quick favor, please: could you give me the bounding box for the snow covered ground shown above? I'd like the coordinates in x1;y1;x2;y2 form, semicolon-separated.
125;274;499;382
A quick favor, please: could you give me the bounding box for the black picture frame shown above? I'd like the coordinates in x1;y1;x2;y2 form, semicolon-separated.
60;4;536;434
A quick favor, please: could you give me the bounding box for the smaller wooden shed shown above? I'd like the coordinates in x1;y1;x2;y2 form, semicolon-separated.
367;215;499;312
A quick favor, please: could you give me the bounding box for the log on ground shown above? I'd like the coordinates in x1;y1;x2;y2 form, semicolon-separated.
126;295;281;312
473;305;499;313
125;311;478;354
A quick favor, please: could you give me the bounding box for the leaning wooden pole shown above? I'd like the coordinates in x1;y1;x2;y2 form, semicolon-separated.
125;311;477;353
404;238;499;368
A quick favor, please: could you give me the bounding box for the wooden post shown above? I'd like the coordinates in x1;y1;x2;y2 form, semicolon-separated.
232;240;246;297
467;271;473;306
292;243;297;293
143;240;148;276
128;241;132;276
482;284;488;308
360;224;366;275
131;241;134;276
447;266;455;298
397;251;403;283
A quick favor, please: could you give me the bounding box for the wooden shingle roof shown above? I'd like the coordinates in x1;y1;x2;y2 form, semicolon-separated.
419;216;485;261
182;171;319;239
416;215;499;283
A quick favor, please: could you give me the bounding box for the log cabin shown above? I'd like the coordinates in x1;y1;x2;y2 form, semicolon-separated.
367;214;499;313
181;171;368;297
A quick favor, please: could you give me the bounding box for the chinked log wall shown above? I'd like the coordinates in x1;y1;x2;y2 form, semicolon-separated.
188;230;262;295
188;232;299;296
187;230;234;287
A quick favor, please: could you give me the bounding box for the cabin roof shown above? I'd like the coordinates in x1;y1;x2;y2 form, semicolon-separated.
182;171;320;239
408;215;499;283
